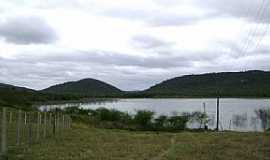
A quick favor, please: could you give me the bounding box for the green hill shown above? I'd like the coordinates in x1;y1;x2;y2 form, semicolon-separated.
0;83;42;109
42;78;123;97
144;70;270;97
2;70;270;108
0;83;81;110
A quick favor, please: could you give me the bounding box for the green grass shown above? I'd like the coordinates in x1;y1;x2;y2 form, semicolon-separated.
7;123;270;160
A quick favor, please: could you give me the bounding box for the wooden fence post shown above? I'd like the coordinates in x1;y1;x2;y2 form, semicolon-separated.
17;110;22;145
49;113;52;137
53;113;56;136
1;108;7;157
62;115;65;129
28;113;33;146
9;111;13;123
43;112;47;138
24;112;27;125
36;112;40;142
57;113;60;135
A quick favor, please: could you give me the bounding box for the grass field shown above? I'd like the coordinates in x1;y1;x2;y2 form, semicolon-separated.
7;123;270;160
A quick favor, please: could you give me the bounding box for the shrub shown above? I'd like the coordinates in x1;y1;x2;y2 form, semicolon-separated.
154;115;168;130
189;111;209;129
134;110;155;129
168;115;189;130
95;108;123;122
255;109;270;131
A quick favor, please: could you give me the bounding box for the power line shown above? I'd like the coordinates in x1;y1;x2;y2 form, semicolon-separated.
219;1;254;59
240;0;269;57
252;1;270;52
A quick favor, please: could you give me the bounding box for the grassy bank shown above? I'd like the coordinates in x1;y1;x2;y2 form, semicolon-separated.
8;123;270;160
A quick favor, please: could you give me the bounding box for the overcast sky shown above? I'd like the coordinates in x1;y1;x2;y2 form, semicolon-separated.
0;0;270;91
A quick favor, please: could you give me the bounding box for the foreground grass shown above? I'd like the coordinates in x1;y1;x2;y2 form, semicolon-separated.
8;123;270;160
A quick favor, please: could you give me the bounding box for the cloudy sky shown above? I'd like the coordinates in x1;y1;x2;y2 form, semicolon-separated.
0;0;270;91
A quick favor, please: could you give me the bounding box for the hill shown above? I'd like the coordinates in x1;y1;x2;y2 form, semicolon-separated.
0;83;81;110
0;83;41;109
144;70;270;97
42;78;123;97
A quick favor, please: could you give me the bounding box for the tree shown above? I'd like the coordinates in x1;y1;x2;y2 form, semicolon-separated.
154;115;168;130
255;109;270;131
190;111;209;129
134;110;155;129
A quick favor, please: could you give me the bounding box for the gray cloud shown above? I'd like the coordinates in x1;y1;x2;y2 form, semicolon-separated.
0;0;270;91
195;0;270;23
16;50;193;69
1;45;270;91
131;35;174;49
151;0;270;24
0;16;58;44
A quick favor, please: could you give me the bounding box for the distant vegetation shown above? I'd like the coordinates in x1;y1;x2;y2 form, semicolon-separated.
0;83;81;110
255;109;270;131
42;78;123;97
42;70;270;98
144;70;270;97
61;107;208;132
1;70;270;109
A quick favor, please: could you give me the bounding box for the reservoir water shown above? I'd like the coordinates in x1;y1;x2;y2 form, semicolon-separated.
39;98;270;132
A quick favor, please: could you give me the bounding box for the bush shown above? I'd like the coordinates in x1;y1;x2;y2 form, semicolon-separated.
61;107;205;132
168;115;189;130
189;111;209;129
255;109;270;131
154;115;168;130
134;110;155;130
95;108;123;122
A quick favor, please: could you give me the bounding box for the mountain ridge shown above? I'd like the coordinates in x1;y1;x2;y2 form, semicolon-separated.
1;70;270;108
42;78;123;97
144;70;270;97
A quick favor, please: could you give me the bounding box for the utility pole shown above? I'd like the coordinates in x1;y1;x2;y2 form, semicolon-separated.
216;96;220;131
203;102;206;114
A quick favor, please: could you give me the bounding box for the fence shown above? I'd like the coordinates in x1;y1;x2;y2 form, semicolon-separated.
0;107;72;158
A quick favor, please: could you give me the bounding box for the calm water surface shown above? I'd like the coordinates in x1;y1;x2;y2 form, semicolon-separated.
40;98;270;132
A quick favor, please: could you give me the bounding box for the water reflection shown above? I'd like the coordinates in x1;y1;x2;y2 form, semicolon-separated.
232;113;248;128
255;109;270;131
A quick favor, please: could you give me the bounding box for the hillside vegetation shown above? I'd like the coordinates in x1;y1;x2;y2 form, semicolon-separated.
2;70;270;109
42;78;123;97
0;83;80;110
145;70;270;97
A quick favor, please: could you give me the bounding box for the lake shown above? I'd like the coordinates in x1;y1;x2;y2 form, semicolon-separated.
39;98;270;132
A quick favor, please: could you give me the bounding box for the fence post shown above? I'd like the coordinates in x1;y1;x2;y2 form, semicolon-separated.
1;108;7;158
43;112;47;138
62;115;65;129
24;112;27;125
28;113;33;146
49;113;52;137
36;112;40;142
53;113;56;136
9;111;12;123
68;116;71;129
57;113;60;135
17;110;22;145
